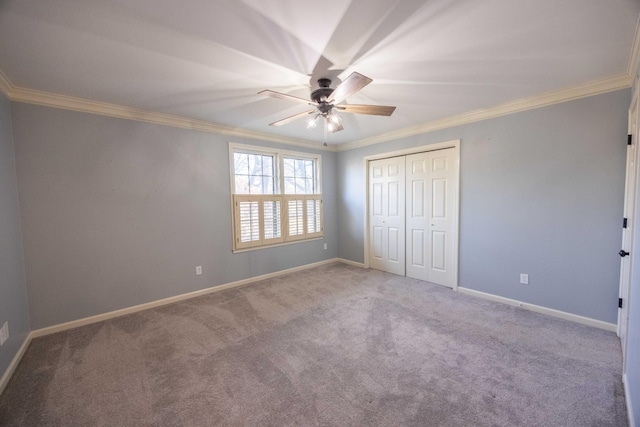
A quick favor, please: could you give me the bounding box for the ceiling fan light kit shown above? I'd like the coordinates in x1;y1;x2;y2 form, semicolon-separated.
259;72;396;136
305;115;319;129
326;113;343;133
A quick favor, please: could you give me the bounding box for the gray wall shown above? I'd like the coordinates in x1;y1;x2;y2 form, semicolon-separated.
0;93;29;378
11;103;337;329
337;89;629;324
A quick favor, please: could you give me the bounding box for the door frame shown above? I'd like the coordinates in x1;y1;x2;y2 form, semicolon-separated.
363;139;461;289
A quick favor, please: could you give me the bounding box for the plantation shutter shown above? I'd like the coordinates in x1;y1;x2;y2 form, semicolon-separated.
306;195;323;238
285;197;306;241
234;195;284;248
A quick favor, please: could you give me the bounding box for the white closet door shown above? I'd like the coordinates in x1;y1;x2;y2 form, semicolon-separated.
369;148;457;286
425;148;457;287
369;156;406;276
405;148;457;287
405;152;430;281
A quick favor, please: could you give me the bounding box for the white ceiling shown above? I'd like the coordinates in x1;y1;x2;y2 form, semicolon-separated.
0;0;639;147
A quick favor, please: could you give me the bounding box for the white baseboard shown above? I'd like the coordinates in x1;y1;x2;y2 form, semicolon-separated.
31;258;343;338
335;258;366;268
0;332;33;396
457;287;617;332
625;373;636;427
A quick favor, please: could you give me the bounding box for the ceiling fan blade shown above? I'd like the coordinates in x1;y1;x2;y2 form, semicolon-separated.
338;104;396;116
327;72;372;104
269;109;316;127
258;90;315;106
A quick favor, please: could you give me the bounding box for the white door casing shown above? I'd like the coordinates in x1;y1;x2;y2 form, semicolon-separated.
369;156;406;276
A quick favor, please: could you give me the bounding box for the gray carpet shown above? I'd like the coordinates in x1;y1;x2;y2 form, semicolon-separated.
0;263;628;426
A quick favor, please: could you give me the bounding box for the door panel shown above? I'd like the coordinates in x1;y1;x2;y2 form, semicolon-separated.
411;229;425;266
388;227;400;262
406;153;429;280
412;181;424;217
432;156;447;171
389;181;400;216
431;231;446;271
432;178;447;219
405;148;457;287
427;149;457;287
372;183;383;216
369;157;405;276
372;226;383;259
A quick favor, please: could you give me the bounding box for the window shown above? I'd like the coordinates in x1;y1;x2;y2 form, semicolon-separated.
283;157;316;194
230;143;323;251
232;152;275;194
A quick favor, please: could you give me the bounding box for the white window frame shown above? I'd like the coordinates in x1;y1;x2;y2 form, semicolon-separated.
229;143;323;252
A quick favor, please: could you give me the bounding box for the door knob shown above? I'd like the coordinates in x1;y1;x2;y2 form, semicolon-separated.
619;250;630;257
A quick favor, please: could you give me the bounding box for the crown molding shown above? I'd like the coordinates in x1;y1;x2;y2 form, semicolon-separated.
0;66;631;154
629;14;640;78
4;81;335;152
629;14;640;99
337;73;632;151
0;69;12;98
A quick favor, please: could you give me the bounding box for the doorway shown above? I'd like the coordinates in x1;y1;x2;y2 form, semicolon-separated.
366;141;460;289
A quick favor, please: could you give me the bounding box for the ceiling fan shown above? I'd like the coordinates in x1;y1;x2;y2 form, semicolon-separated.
258;72;396;133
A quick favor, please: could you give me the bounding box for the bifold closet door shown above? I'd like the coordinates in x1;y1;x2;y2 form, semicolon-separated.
369;156;406;276
406;148;456;287
369;148;456;287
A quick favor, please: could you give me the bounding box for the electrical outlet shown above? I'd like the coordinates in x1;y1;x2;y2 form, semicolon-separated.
520;273;529;285
324;243;328;250
0;321;8;346
195;266;203;276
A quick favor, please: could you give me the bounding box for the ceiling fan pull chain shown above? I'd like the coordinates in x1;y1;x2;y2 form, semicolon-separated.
324;120;328;146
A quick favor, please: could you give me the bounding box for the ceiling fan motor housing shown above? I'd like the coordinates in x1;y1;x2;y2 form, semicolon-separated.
311;78;334;104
